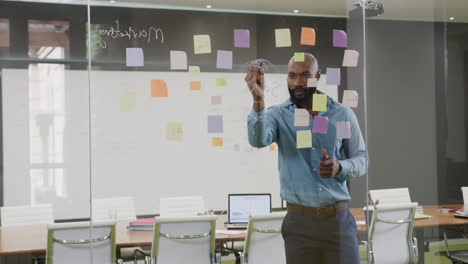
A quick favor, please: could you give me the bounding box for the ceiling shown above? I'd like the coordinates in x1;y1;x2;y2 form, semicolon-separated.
10;0;468;22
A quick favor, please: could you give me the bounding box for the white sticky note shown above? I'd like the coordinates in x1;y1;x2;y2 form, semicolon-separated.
294;109;309;127
194;35;211;54
126;48;144;67
188;66;200;75
275;28;291;47
308;78;318;87
170;51;188;70
216;50;233;69
337;122;351;139
343;50;359;67
342;90;359;108
297;130;312;148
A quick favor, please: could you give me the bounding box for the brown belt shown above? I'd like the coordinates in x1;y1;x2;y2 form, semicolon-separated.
286;201;349;219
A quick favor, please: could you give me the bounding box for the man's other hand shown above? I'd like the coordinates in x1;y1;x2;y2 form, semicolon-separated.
319;149;342;178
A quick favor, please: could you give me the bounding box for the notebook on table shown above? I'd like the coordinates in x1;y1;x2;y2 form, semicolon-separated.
226;193;271;229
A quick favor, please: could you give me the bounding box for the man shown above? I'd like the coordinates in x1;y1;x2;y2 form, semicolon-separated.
245;53;367;264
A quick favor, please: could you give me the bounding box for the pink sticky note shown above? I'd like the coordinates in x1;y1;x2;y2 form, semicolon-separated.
216;50;233;69
337;122;351;139
333;29;347;48
312;116;328;134
343;50;359;67
211;96;222;105
326;68;340;85
234;29;250;48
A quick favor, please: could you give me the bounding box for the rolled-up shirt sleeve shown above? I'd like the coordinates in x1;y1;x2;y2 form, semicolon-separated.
335;108;368;181
247;107;278;148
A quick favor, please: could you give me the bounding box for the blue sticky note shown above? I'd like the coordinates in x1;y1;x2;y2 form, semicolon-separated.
216;50;233;69
234;29;250;48
333;29;347;48
208;115;224;133
326;68;341;85
126;48;144;67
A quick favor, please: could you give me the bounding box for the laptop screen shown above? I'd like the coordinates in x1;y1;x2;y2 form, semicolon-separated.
228;194;271;224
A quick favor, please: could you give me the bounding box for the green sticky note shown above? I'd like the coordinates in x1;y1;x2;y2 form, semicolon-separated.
166;122;183;142
312;94;328;112
216;78;227;87
193;35;211;54
189;66;200;75
294;52;305;62
120;92;136;111
297;130;312;148
275;28;291;47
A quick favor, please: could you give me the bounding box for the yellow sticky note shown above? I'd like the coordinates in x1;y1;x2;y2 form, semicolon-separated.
189;66;200;75
312;94;327;112
269;144;276;151
194;35;211;54
212;137;224;147
216;78;227;87
275;28;291;47
166;123;183;142
151;79;168;98
190;81;201;91
294;52;305;62
300;27;316;46
120;92;136;111
297;130;312;148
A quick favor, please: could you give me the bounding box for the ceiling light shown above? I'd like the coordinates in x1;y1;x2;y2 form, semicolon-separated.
293;9;299;13
206;5;212;8
449;16;455;21
109;0;115;3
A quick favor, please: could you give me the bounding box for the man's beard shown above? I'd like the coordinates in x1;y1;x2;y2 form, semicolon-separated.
288;86;316;108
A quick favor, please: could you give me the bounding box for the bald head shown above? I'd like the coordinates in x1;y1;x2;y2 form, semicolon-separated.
288;53;319;76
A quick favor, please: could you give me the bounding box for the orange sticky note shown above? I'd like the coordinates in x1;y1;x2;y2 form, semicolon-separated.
212;137;223;147
269;144;275;151
190;81;201;91
151;79;168;97
300;27;316;46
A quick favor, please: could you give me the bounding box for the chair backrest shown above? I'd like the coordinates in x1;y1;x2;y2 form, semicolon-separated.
150;215;216;264
92;196;137;221
462;187;468;204
243;212;287;264
159;196;206;217
1;204;54;227
368;188;411;204
46;221;116;264
369;202;417;264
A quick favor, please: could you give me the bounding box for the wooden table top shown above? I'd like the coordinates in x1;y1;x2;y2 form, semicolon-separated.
1;204;467;255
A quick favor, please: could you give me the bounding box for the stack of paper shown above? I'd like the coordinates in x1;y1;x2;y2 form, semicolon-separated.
127;218;155;231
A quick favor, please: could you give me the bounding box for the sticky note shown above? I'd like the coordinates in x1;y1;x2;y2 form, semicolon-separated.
294;109;309;127
126;48;144;67
234;29;250;48
326;68;341;85
337;122;351;139
189;66;200;75
216;78;227;86
189;81;201;91
208;115;223;133
120;92;136;111
269;144;276;151
275;28;291;47
211;96;222;104
166;123;183;141
312;116;328;134
333;29;347;48
300;27;316;46
170;51;187;70
194;34;211;54
308;78;318;87
342;90;359;108
151;79;168;98
212;137;223;147
297;130;312;148
343;50;359;67
216;50;233;69
312;94;327;112
294;52;305;62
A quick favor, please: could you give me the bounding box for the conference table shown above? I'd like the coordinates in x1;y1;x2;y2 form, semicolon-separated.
1;205;467;263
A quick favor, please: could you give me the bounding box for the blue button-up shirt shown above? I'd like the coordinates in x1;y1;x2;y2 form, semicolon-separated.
247;91;367;207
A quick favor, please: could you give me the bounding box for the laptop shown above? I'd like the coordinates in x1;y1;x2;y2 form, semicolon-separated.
227;193;271;229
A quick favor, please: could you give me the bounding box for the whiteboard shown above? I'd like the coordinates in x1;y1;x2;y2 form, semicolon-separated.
2;69;337;219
